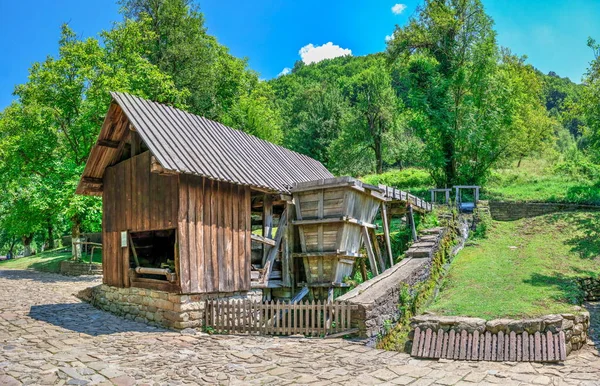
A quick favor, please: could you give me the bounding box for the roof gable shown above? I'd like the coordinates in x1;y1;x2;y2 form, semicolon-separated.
76;92;332;195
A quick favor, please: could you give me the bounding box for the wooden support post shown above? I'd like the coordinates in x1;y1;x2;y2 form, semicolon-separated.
408;205;418;242
369;228;385;272
361;227;379;276
282;201;294;287
445;190;450;205
430;190;435;203
130;130;141;156
262;208;288;284
262;195;273;265
381;203;394;267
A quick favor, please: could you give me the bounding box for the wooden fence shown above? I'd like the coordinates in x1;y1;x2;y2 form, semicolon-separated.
204;299;358;337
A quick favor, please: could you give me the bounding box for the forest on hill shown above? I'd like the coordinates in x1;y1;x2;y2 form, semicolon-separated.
0;0;599;255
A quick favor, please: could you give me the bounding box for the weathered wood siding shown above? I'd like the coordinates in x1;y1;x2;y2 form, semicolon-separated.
178;174;251;294
102;151;178;287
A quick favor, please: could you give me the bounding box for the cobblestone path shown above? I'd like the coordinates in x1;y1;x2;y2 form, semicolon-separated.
0;269;599;385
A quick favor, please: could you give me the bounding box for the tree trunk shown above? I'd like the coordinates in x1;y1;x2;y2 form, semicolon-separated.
517;156;523;168
71;215;81;259
374;137;383;174
46;220;55;250
22;234;34;257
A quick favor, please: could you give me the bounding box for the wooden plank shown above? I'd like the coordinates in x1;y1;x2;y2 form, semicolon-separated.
418;328;426;357
232;185;240;291
546;331;555;362
558;331;566;361
479;332;486;361
505;333;510;362
434;329;444;358
459;330;468;360
509;331;517;361
196;177;205;292
454;331;461;360
187;176;199;293
447;330;456;359
466;330;472;361
534;332;542;361
380;203;394;267
361;227;379;276
523;331;529;361
441;331;449;358
484;332;492;361
178;176;191;293
217;182;226;292
541;333;547;362
472;330;479;361
204;179;214;292
423;329;432;358
224;183;233;291
497;331;504;361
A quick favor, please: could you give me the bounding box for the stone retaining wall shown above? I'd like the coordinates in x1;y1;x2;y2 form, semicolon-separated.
578;277;600;301
90;284;262;329
489;201;600;221
410;312;590;356
338;226;452;341
60;260;102;276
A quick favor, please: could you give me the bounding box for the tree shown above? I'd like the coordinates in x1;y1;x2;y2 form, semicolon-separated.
347;64;400;174
582;37;600;160
500;51;555;166
5;23;185;255
387;0;510;185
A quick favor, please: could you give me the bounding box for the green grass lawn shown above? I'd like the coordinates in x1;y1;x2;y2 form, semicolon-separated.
484;159;600;205
428;211;600;319
0;248;102;273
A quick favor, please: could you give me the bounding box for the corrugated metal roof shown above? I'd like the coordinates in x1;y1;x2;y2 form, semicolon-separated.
111;92;333;193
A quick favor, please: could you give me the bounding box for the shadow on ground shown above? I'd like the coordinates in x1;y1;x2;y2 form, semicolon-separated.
545;212;600;260
28;302;165;335
0;269;100;283
523;272;584;304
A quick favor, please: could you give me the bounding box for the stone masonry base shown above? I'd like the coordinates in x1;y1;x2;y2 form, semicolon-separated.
60;260;102;276
90;284;262;329
410;311;590;356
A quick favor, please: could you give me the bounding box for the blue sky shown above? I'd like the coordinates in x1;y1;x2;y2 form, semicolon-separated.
1;0;600;109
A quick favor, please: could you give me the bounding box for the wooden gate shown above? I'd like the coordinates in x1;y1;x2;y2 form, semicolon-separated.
204;299;358;337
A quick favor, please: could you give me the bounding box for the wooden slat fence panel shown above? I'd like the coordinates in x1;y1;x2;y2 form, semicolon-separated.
204;299;358;337
411;328;567;362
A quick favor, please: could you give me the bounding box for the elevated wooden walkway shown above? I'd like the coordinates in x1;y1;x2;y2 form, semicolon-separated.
378;185;433;212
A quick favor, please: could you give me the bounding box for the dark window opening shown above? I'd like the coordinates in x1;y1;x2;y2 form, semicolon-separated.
129;229;176;281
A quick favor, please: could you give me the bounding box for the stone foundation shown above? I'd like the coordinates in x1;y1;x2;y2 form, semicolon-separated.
60;260;102;276
410;311;590;356
489;201;600;221
90;284;262;329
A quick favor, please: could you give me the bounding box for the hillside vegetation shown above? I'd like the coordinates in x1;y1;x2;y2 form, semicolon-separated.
0;0;599;257
428;211;600;318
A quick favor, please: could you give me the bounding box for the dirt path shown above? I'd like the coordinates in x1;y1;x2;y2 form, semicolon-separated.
0;269;599;385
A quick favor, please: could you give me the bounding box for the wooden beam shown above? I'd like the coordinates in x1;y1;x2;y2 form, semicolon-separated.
81;177;103;186
361;227;379;276
261;208;288;284
282;202;294;287
96;139;120;148
408;205;418;242
262;194;273;265
251;234;276;246
369;227;385;272
150;155;177;175
381;203;394;267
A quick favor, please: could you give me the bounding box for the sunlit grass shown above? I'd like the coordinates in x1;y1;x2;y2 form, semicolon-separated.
428;211;600;319
0;248;102;273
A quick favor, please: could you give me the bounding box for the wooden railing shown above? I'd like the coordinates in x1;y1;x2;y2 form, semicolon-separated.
204;299;358;337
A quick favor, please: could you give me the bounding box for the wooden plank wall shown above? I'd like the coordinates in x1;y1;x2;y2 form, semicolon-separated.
102;151;178;287
178;174;251;294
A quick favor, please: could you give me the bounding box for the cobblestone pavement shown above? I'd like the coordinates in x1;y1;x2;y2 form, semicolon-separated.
1;269;599;386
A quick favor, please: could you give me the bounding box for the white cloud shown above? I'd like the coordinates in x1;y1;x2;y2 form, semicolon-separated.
385;31;395;42
278;67;292;77
391;3;407;15
299;42;352;65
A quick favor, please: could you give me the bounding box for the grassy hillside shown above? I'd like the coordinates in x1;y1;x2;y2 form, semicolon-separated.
360;158;600;205
0;249;102;273
428;211;600;318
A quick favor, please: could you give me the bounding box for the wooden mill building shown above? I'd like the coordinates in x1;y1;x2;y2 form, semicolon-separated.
77;92;432;302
